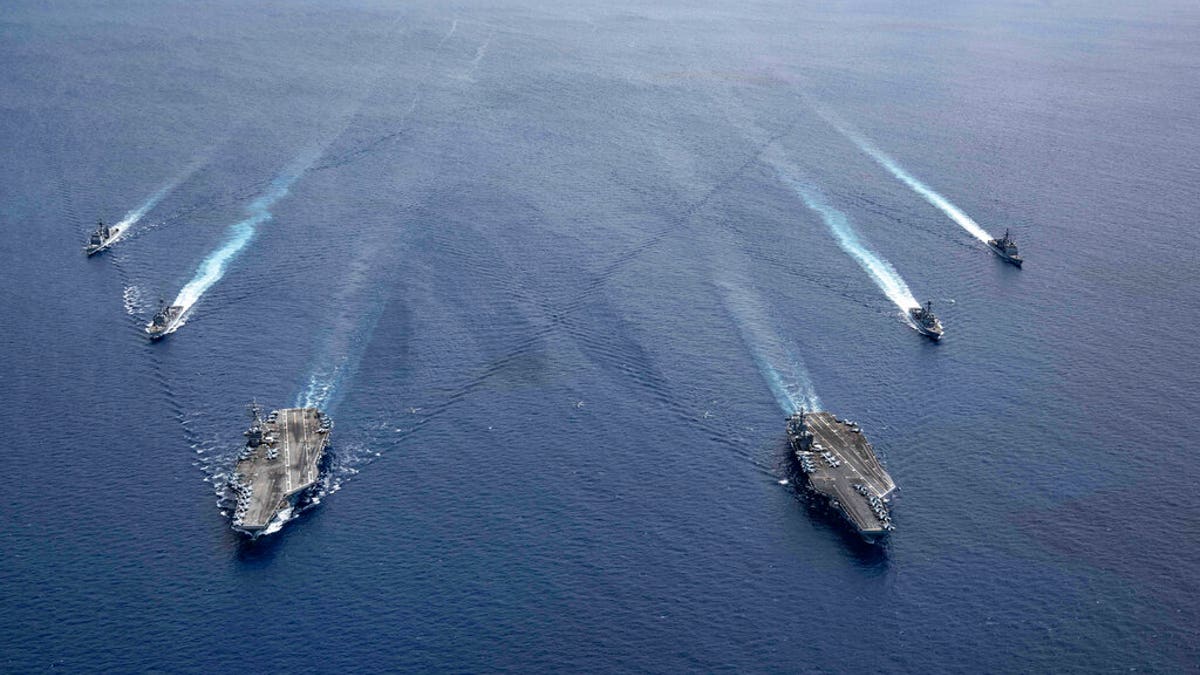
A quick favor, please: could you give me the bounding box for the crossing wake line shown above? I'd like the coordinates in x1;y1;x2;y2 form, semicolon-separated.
815;106;994;243
717;271;821;414
765;151;920;313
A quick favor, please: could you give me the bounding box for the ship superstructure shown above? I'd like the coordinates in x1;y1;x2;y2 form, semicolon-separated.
987;229;1023;267
84;219;123;256
908;300;944;340
229;402;332;537
787;410;896;538
145;299;185;340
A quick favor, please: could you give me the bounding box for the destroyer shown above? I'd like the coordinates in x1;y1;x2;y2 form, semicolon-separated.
229;402;332;537
987;229;1023;267
83;219;123;256
145;299;185;339
908;300;944;340
787;410;896;538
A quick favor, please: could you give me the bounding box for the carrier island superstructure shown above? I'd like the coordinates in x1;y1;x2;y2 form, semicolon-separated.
787;410;896;538
228;403;332;537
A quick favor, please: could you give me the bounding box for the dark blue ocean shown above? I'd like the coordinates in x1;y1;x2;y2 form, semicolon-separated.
3;0;1199;671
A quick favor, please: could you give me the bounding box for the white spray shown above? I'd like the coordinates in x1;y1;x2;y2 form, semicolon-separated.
766;152;920;312
171;150;316;314
817;107;993;243
107;160;201;243
112;185;169;234
717;272;822;413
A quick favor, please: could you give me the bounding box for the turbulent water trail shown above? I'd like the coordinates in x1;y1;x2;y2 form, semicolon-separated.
816;107;993;242
296;22;482;414
169;12;410;319
296;287;390;413
171;150;317;314
438;18;458;46
766;153;920;311
113;185;169;233
108;159;203;241
717;272;821;413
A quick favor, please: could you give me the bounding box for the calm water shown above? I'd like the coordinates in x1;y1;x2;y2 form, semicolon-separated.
3;0;1199;671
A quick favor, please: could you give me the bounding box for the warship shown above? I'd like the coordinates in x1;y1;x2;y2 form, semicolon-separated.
229;402;332;537
145;299;185;339
83;219;123;256
908;300;944;340
987;229;1023;267
787;410;896;539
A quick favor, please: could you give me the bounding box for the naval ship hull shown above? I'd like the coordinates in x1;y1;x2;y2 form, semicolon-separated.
145;307;186;340
907;313;943;340
912;325;942;340
146;323;182;341
787;411;896;540
84;226;124;256
986;242;1023;267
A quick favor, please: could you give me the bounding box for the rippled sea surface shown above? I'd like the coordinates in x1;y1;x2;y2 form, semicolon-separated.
3;0;1199;670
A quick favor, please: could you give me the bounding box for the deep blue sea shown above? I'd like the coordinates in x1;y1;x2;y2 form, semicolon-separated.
3;0;1199;671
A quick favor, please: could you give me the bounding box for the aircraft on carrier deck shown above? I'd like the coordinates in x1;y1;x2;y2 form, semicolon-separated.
230;401;332;537
786;409;896;539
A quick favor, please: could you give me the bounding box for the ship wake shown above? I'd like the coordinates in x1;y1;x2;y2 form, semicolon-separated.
296;288;390;413
767;152;920;313
111;156;208;243
717;272;821;414
110;182;172;237
122;285;144;316
817;107;993;243
170;150;317;315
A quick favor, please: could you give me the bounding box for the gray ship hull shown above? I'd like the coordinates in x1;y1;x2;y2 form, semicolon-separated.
145;306;186;340
84;225;124;256
912;323;943;340
987;241;1023;267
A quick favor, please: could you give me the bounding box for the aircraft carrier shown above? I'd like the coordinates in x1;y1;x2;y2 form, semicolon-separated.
787;410;897;538
228;403;332;537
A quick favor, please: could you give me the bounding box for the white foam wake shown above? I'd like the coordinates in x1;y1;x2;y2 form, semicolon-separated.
171;151;316;313
299;368;341;410
122;285;144;316
717;272;821;414
438;18;458;47
113;184;170;232
295;286;389;413
818;108;993;243
766;153;920;312
112;156;209;241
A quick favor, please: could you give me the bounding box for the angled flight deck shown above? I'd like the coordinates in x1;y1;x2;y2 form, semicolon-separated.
787;411;896;537
229;404;332;536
